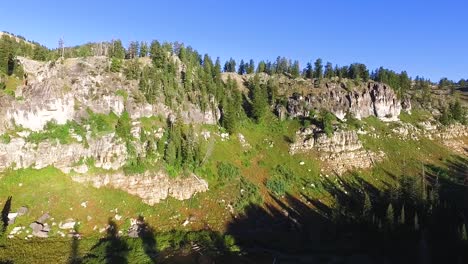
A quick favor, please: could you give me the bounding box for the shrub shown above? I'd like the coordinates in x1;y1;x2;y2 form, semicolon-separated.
234;177;262;212
217;162;240;181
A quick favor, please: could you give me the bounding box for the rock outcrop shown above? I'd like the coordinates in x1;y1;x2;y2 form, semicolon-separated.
286;82;410;121
0;56;219;134
72;171;209;205
0;134;126;172
290;127;385;174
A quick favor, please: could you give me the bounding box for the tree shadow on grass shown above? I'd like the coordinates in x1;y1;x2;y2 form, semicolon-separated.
82;218;129;264
226;165;468;263
137;215;157;263
1;196;12;234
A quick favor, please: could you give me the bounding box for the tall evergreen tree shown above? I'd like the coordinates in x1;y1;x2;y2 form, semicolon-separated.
250;74;268;123
386;203;395;227
290;60;300;78
324;62;334;79
313;58;323;80
238;59;246;75
399;205;406;224
363;192;372;219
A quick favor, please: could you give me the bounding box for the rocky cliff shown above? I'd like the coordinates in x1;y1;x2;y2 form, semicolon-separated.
290;127;385;174
0;56;219;134
72;171;208;205
286;82;411;121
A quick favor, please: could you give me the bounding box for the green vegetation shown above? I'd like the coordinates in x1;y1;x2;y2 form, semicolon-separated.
266;165;298;196
27;120;86;144
440;99;466;125
234;177;262;212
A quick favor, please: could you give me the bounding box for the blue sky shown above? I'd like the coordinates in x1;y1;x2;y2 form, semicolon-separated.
1;0;466;81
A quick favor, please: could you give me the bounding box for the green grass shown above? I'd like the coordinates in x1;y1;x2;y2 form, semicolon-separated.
399;109;432;124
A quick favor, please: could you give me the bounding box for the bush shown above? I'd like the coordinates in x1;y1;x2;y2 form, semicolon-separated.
0;134;11;144
217;162;240;181
234;177;262;212
110;58;122;72
266;165;298;196
266;176;287;196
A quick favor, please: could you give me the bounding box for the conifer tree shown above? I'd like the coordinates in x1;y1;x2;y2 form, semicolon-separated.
363;192;372;219
461;224;467;241
313;58;323;80
238;59;246;75
324;62;334;79
291;60;300;78
250;75;268;123
256;61;266;73
399;205;406;225
247;59;255;74
386;203;394;227
414;213;420;231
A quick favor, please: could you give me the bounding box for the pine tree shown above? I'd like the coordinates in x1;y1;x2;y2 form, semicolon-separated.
363;192;372;219
386;203;394;227
290;60;300;78
247;59;255;74
461;224;467;241
414;213;419;231
250;75;268;123
139;41;148;57
324;62;334;79
399;205;406;225
313;58;323;80
256;61;266;73
305;62;313;79
238;59;246;75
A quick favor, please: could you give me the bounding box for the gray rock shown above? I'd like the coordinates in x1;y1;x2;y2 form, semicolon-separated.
36;213;50;224
17;206;28;216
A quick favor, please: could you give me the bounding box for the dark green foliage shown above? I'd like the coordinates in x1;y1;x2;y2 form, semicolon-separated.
321;110;336;137
110;58;122;72
363;192;372;218
115;111;132;140
249;75;268;123
313;58;323;80
324;62;334;79
439;99;466;125
217;162;240;181
234;177;262;212
266;165;297;196
223;58;236;72
290;60;300;78
124;59;141;79
109;39;126;59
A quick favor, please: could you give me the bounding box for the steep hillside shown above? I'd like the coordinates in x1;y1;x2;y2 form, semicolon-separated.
0;37;467;263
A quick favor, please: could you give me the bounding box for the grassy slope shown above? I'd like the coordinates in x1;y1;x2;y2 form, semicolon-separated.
0;113;466;262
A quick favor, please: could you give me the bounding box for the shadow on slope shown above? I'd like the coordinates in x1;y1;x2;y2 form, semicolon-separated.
226;157;468;263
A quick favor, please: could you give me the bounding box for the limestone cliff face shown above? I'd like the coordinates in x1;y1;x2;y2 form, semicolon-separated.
71;171;209;205
286;82;410;121
290;128;385;174
0;56;219;134
0;134;126;172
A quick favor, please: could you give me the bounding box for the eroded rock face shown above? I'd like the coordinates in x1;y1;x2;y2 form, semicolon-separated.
0;134;127;172
0;56;219;134
286;82;409;121
290;127;385;174
72;172;209;205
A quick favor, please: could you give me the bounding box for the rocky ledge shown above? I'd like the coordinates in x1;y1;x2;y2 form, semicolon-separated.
290;127;385;174
285;82;411;121
72;171;209;205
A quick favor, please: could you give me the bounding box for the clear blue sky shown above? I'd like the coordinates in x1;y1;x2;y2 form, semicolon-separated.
2;0;467;81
